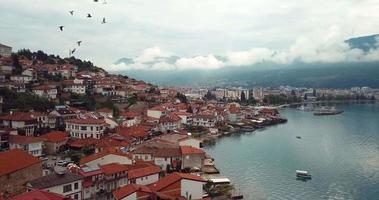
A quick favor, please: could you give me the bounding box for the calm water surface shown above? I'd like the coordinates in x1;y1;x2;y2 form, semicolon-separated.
204;103;379;200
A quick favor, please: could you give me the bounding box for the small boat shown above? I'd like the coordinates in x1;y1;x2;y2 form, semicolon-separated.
296;136;301;139
296;170;312;179
314;107;343;116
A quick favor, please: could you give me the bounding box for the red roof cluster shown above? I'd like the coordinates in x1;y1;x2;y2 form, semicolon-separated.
117;125;151;139
9;135;44;144
180;146;205;155
80;148;133;165
11;190;73;200
149;172;206;192
113;184;152;200
100;163;129;175
128;165;161;179
0;112;35;121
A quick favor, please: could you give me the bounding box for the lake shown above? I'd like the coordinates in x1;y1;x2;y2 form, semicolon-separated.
204;103;379;200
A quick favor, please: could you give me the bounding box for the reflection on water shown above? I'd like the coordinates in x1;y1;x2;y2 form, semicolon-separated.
204;103;379;200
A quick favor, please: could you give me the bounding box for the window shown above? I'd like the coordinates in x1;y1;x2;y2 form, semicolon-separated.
63;184;72;193
81;126;87;131
145;155;148;160
74;182;78;190
74;194;78;200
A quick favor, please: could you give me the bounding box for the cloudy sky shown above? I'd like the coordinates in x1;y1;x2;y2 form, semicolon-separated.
1;0;379;71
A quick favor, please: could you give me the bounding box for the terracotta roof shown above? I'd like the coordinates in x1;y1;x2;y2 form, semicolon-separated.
39;131;68;143
12;190;74;200
97;108;113;113
149;105;165;112
180;146;205;155
120;111;140;118
0;149;41;176
28;171;83;189
113;184;152;200
159;115;181;124
128;165;161;179
65;118;106;125
149;172;206;192
95;138;130;149
9;135;44;144
68;138;100;148
0;112;35;121
100;163;129;175
116;125;151;139
171;112;192;117
80;149;132;165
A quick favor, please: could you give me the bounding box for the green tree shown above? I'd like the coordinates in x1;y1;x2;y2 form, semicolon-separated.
175;92;188;103
240;91;247;103
11;54;22;75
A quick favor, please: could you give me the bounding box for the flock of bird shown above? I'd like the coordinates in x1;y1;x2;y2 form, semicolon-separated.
59;0;108;56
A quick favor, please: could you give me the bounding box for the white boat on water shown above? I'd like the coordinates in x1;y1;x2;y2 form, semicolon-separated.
296;170;312;179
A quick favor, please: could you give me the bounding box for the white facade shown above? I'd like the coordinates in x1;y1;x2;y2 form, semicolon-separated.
10;75;33;83
147;110;162;119
33;88;58;99
65;122;106;139
9;141;43;157
64;84;86;94
34;180;82;200
132;173;159;185
181;179;204;200
179;138;201;148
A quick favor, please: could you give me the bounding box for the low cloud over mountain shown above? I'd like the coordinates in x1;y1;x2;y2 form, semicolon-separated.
110;29;379;72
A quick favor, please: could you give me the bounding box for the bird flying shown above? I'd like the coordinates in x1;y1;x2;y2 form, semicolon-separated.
59;26;64;31
77;41;82;46
69;11;74;15
87;13;92;18
102;17;106;24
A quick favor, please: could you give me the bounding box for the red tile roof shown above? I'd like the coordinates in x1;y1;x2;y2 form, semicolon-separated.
9;135;44;145
180;146;205;155
149;173;206;192
12;190;74;200
128;165;161;179
149;105;165;112
120;111;140;118
0;112;35;121
100;163;129;175
95;138;130;149
97;108;113;114
0;149;41;176
116;125;151;139
113;184;152;200
80;148;133;165
68;138;100;148
65;118;106;125
39;131;68;143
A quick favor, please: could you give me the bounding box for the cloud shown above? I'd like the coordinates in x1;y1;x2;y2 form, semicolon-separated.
110;27;379;71
175;55;224;70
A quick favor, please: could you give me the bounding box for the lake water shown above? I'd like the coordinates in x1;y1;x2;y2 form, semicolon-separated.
204;103;379;200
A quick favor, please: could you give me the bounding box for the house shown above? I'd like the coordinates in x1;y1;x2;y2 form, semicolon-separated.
180;146;205;170
33;85;58;100
39;131;69;155
116;125;151;144
0;112;38;136
192;114;216;128
65;118;108;139
30;111;50;129
147;106;165;119
80;149;133;168
119;112;141;127
149;172;206;200
0;149;42;196
9;135;44;157
63;80;86;94
157;134;201;148
159;114;181;132
22;68;37;80
27;171;83;200
112;184;152;200
127;165;161;185
49;108;78;128
170;112;192;124
0;43;12;57
10;190;74;200
94;137;130;153
10;75;33;84
133;146;181;170
97;108;113;118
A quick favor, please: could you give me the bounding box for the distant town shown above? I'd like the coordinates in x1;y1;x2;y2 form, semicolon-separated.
0;43;378;200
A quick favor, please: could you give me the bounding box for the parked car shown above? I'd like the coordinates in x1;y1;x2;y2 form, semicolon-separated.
57;160;67;166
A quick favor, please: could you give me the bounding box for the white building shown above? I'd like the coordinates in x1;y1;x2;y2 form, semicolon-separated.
9;135;44;157
0;43;12;57
65;118;108;139
10;74;33;83
27;171;83;200
32;85;58;99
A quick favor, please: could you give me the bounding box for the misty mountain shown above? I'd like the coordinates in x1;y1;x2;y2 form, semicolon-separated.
114;34;379;88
